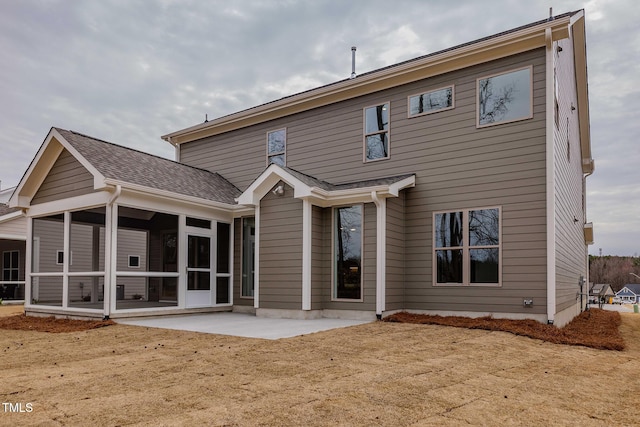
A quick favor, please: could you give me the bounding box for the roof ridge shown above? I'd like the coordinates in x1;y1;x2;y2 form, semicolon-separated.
59;128;227;178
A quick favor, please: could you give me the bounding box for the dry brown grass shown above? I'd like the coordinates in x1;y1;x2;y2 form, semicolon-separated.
1;305;639;426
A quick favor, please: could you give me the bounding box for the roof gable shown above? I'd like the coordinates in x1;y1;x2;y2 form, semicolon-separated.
11;128;241;208
237;164;415;207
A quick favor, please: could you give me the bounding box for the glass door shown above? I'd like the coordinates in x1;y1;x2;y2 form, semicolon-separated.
186;234;212;307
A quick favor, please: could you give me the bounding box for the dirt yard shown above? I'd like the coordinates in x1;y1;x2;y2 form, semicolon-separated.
1;306;639;426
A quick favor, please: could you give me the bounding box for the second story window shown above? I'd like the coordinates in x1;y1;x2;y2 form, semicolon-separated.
267;128;286;166
364;103;390;161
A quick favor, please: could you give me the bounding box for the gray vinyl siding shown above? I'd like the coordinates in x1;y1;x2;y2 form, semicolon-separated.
181;49;549;315
0;216;27;236
116;228;147;299
258;182;303;310
553;38;588;312
31;149;95;205
386;194;405;311
311;205;323;310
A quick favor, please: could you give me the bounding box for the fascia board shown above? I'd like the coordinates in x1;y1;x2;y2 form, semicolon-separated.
52;129;108;190
570;13;593;173
103;179;238;212
236;165;313;205
9;128;108;208
0;210;25;223
163;16;573;145
9;129;63;208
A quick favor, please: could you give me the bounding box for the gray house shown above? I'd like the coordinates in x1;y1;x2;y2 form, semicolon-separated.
615;285;640;304
10;10;593;326
0;186;27;301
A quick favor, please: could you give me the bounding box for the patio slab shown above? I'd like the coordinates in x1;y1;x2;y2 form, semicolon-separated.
117;312;372;340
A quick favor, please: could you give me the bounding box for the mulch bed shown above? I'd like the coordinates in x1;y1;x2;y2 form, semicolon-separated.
0;314;114;333
384;308;625;351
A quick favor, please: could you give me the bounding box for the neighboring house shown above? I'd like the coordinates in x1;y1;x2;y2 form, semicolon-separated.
589;283;614;305
0;196;27;301
615;285;640;304
9;10;593;326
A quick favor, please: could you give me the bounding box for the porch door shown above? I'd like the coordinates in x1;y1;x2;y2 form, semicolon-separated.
186;233;213;308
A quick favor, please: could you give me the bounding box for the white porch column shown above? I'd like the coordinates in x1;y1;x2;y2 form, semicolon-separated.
371;192;386;317
302;199;312;311
253;205;260;309
62;212;70;309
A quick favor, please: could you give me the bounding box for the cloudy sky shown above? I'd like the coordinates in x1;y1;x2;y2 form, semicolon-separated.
0;0;638;256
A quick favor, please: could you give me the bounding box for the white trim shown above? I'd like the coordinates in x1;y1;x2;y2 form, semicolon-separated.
0;233;26;241
371;192;386;316
407;85;455;118
331;203;364;302
25;192;112;218
0;210;25;223
128;255;141;268
103;179;238;212
545;28;557;324
302;199;312;310
253;205;260;309
432;207;502;287
266;127;287;167
363;101;391;162
236;164;415;207
62;212;70;308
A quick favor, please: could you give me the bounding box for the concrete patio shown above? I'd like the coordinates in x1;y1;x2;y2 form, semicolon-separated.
117;312;372;339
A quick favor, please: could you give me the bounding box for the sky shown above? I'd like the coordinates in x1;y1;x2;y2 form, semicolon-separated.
0;0;638;256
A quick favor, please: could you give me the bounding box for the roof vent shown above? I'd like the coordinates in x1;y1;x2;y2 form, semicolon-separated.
351;46;357;79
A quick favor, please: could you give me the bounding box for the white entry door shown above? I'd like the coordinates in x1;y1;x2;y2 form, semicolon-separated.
186;233;213;308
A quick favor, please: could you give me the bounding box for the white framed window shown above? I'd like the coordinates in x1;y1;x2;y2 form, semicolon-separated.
433;207;501;286
241;217;256;298
267;128;286;166
2;251;19;282
128;255;140;268
364;102;390;161
55;250;70;265
477;66;533;127
333;204;363;300
408;85;454;118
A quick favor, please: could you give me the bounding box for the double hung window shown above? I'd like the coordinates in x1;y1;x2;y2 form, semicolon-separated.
364;103;390;161
434;208;501;285
267;129;286;166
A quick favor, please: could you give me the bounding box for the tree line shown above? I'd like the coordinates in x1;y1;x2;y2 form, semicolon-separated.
589;256;640;291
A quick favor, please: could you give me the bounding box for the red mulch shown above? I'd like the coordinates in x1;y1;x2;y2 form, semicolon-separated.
0;314;114;333
384;308;625;351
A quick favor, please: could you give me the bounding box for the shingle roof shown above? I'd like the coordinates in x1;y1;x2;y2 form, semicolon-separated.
56;128;241;205
0;204;19;217
620;284;640;295
281;166;415;192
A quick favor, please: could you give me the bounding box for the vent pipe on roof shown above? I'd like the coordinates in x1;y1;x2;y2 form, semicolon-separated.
351;46;357;79
549;7;553;20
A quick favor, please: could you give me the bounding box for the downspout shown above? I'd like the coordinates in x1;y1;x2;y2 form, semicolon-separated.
582;168;593;312
545;28;557;325
371;191;386;319
104;184;121;320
